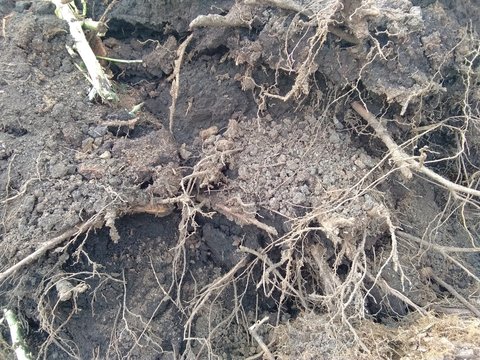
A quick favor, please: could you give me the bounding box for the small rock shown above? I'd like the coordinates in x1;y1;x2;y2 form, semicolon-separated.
248;146;258;156
359;153;375;168
33;189;44;198
99;151;111;159
286;159;299;171
88;126;108;138
238;166;249;179
51;103;65;118
333;116;344;130
268;197;279;209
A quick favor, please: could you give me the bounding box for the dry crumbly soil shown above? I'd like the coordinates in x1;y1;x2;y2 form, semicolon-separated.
1;0;480;359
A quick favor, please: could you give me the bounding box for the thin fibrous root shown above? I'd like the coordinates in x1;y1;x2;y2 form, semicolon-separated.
0;217;101;284
50;0;117;101
351;101;480;198
168;34;194;133
363;269;426;316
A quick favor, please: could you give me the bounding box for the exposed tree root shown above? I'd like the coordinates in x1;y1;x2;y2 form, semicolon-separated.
0;216;102;284
397;230;480;254
99;117;138;129
168;34;194;132
248;316;274;360
421;267;480;318
206;199;278;236
352;101;480;197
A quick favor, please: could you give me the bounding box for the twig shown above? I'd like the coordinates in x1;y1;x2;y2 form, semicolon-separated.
421;267;480;318
129;204;173;217
98;0;120;24
0;218;99;283
168;34;194;132
351;101;480;198
248;316;274;360
327;25;360;44
244;340;276;360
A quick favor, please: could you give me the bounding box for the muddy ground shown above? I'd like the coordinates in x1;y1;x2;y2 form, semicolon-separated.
1;0;480;359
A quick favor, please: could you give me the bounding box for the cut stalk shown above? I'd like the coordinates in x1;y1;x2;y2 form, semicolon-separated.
50;0;117;101
4;309;32;360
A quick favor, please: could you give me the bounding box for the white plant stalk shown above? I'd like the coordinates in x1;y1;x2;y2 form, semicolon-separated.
4;309;31;360
51;0;117;101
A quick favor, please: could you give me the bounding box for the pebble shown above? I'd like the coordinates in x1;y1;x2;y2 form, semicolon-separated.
99;151;111;159
88;126;108;138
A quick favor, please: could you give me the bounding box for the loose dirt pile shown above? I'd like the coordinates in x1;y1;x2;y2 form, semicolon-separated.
1;0;480;359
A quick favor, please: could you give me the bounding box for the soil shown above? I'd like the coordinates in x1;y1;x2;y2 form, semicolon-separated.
1;0;480;359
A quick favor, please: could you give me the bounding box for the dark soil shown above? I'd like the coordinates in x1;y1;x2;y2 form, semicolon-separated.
1;0;479;359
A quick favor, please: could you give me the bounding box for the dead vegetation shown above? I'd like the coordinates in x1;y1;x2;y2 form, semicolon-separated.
1;0;480;359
